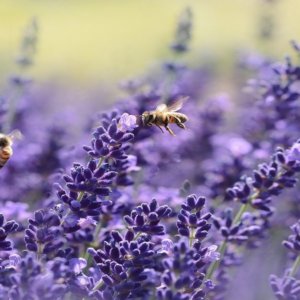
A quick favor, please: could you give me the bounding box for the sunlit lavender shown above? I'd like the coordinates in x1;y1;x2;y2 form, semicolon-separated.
1;4;300;300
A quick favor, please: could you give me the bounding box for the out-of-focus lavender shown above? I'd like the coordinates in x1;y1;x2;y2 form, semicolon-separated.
1;5;300;300
270;221;300;299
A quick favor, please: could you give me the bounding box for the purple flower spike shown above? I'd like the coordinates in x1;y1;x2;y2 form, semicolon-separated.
270;271;300;299
0;214;19;251
282;221;300;253
177;195;211;244
124;199;172;236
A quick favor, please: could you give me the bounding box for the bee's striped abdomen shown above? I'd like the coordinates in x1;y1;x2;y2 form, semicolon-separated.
0;147;12;168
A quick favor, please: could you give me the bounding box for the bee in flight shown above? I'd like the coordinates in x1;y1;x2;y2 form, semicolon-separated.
141;97;189;136
0;130;22;169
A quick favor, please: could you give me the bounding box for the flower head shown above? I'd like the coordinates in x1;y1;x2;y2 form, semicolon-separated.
286;140;300;161
203;245;220;263
118;113;138;132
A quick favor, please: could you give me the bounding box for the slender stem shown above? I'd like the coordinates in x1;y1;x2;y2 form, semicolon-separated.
91;222;103;247
59;212;69;226
83;249;90;261
290;254;300;277
233;202;250;224
97;156;105;168
133;231;142;241
37;242;43;261
200;171;285;288
205;240;227;281
92;279;104;291
80;157;109;262
86;156;105;244
205;202;250;281
77;191;84;201
189;227;195;247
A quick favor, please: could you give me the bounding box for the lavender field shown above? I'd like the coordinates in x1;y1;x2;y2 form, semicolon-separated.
1;1;300;299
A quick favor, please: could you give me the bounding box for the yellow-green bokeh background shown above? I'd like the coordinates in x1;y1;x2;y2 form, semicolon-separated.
0;0;299;86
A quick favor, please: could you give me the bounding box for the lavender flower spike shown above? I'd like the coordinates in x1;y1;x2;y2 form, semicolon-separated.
270;220;300;299
0;214;19;251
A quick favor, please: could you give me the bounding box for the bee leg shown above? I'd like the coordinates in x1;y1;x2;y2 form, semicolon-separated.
155;124;164;133
176;121;186;129
174;117;186;129
165;125;175;136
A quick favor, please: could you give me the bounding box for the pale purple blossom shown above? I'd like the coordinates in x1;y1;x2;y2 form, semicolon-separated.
4;254;21;270
203;245;221;263
159;238;174;254
118;113;138;132
286;141;300;161
69;258;87;275
78;217;97;229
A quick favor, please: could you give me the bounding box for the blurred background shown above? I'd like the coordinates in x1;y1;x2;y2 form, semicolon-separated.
0;1;299;300
1;0;300;90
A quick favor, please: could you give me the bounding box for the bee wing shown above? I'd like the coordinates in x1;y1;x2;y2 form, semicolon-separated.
155;104;168;112
166;96;189;112
8;129;23;141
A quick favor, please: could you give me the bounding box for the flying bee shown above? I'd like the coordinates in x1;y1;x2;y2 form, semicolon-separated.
0;130;22;169
141;97;189;136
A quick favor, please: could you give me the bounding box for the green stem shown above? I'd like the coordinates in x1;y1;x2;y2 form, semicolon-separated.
77;191;84;201
37;242;43;261
86;157;105;243
83;250;90;261
97;156;105;168
290;254;300;277
90;221;103;248
189;227;195;247
92;279;104;291
233;202;250;224
80;157;108;262
205;202;250;281
133;231;141;241
201;172;285;288
204;240;226;281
